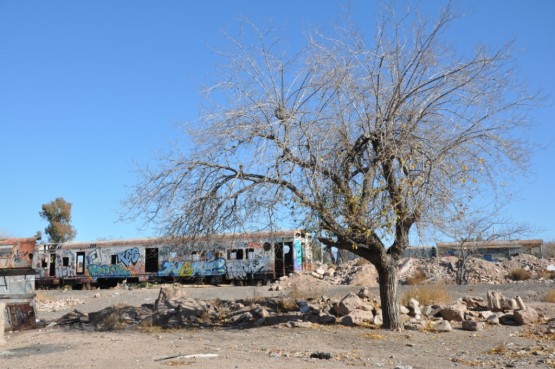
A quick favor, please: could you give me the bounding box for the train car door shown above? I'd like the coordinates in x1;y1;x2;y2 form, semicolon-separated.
145;248;158;273
49;253;56;277
76;252;85;275
283;242;294;275
274;242;294;277
274;243;284;277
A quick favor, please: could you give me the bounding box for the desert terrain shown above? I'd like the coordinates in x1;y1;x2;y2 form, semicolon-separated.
3;256;555;369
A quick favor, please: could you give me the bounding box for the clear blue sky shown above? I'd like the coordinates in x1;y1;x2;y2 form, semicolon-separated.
1;1;554;242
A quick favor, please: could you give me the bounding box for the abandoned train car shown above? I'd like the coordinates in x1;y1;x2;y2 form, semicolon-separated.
35;230;313;287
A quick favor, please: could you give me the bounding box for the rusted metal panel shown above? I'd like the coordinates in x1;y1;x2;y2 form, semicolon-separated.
0;238;37;331
0;238;36;269
4;303;36;330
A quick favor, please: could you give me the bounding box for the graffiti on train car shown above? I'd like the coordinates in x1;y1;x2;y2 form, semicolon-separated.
56;250;76;278
85;246;145;279
294;239;303;271
159;257;226;277
87;263;130;278
226;255;271;279
116;247;140;267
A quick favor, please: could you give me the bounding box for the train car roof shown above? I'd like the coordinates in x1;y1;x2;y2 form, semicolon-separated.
52;230;309;250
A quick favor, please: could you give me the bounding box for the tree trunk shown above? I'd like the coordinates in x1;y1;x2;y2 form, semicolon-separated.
376;260;402;330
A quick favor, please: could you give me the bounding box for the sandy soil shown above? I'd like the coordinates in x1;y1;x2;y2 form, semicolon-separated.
3;281;555;369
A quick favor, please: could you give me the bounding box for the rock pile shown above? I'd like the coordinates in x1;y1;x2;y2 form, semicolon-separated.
36;296;84;312
295;253;555;287
55;286;545;333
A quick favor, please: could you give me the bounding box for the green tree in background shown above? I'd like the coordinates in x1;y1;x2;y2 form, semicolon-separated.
39;197;77;243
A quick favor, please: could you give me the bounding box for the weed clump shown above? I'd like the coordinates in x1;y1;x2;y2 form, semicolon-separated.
509;268;532;281
401;284;451;306
405;270;427;285
542;289;555;303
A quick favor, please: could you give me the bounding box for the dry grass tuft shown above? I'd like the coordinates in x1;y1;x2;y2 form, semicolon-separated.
401;284;451;306
543;289;555;303
354;258;369;266
361;332;385;340
509;268;532;281
35;291;50;303
537;270;555;280
277;298;299;312
405;270;427;285
487;343;508;355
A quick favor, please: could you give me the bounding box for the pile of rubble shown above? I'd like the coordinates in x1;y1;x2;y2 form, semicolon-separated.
283;253;555;288
54;285;545;333
35;296;84;312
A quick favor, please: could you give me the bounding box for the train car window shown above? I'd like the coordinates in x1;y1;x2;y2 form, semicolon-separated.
41;258;48;268
263;242;272;251
111;255;118;265
0;245;11;258
227;250;236;260
62;257;69;267
192;251;199;261
236;249;244;260
76;252;85;275
247;248;255;259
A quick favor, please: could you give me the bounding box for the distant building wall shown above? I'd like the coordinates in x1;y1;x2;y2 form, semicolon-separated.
0;238;37;330
436;239;543;261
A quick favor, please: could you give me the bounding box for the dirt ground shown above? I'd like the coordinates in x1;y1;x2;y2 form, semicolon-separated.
3;281;555;369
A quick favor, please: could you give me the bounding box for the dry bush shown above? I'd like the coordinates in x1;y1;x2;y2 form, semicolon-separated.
35;291;50;303
543;289;555;303
509;268;532;281
537;270;555;280
401;284;451;306
277;298;299;312
405;270;427;285
354;258;369;266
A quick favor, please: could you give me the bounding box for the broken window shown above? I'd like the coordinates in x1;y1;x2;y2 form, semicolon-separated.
76;252;85;275
111;255;118;265
0;245;13;258
62;257;69;267
247;248;255;260
236;249;244;260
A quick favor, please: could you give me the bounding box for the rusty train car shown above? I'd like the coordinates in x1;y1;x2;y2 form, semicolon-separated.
0;237;37;330
34;230;313;287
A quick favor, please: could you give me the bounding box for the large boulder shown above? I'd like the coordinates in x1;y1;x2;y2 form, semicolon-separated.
340;309;374;326
155;285;187;311
439;301;467;322
334;293;368;316
514;307;539;325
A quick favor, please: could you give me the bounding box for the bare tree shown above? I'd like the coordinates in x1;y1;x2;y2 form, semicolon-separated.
125;4;538;329
440;210;532;285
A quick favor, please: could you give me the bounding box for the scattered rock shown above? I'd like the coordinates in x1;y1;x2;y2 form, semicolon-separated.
432;320;452;332
462;320;484;331
514;307;539;325
439;302;467;322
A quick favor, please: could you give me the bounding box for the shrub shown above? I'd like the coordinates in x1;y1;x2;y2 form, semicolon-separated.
354;258;369;266
405;270;427;285
509;268;532;281
543;289;555;303
537;270;555;280
401;284;451;306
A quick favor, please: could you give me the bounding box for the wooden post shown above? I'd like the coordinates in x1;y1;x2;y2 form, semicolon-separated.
0;302;6;346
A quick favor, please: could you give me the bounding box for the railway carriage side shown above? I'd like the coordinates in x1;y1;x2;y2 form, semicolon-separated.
34;230;314;287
